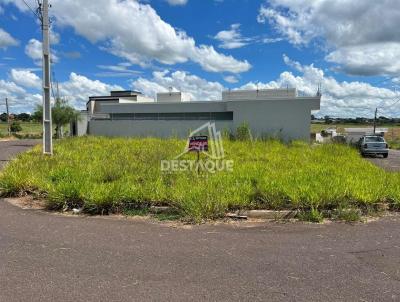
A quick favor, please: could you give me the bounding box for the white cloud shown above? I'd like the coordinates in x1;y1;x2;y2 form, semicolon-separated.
1;71;124;112
0;27;18;48
132;70;224;100
214;23;283;49
40;0;250;73
1;61;399;117
10;69;41;89
25;39;59;65
190;45;250;73
262;37;283;44
223;75;239;84
214;24;248;49
165;0;187;6
96;62;142;77
0;79;26;96
59;72;123;108
25;39;42;65
241;55;400;117
325;43;400;76
50;30;60;44
0;0;29;12
0;79;42;113
258;0;400;76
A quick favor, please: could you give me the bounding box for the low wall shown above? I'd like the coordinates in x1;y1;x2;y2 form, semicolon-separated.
88;120;233;138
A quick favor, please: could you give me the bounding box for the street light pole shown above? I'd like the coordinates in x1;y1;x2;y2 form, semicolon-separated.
41;0;53;155
373;107;378;135
5;97;10;137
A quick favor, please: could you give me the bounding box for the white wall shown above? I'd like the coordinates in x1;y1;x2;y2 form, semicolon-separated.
76;112;88;136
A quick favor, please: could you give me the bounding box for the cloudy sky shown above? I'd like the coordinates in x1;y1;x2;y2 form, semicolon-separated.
0;0;399;117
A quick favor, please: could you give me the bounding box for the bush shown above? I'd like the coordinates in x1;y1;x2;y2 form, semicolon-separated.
235;122;252;141
10;121;22;133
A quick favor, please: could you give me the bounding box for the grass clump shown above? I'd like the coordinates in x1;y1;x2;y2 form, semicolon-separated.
297;208;324;223
332;207;362;222
0;136;399;222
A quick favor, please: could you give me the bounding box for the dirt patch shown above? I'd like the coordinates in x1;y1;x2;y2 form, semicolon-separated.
4;196;46;210
0;137;17;142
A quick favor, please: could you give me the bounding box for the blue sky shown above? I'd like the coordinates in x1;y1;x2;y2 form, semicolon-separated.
0;0;399;117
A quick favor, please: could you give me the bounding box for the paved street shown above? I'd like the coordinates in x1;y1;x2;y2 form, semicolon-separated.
0;139;40;169
367;149;400;172
0;140;400;301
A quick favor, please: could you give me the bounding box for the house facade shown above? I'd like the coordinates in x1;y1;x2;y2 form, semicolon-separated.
74;88;320;141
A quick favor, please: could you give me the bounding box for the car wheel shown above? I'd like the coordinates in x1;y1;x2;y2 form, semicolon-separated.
383;153;388;158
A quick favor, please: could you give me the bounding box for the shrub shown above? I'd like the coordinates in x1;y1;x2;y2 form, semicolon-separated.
10;121;22;133
235;122;252;141
298;208;324;223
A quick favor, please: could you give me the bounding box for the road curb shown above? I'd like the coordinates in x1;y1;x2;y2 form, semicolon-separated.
227;210;297;220
149;206;175;214
150;206;297;220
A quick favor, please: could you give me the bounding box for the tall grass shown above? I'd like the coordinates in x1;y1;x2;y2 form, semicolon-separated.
389;140;400;150
0;136;399;221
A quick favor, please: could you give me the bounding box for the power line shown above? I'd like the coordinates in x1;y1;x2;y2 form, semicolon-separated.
21;0;41;20
380;97;400;109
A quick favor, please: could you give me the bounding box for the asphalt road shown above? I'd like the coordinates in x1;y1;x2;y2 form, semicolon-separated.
367;149;400;172
0;139;40;169
0;140;400;301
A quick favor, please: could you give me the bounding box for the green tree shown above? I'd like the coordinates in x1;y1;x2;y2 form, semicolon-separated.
0;113;7;122
33;98;78;138
16;113;31;122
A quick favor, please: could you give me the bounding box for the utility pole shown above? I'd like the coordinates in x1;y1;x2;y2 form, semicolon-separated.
40;0;53;155
373;107;378;134
5;97;10;137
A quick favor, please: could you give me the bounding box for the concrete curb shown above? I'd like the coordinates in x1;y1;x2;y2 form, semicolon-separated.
227;210;298;220
150;206;297;220
242;210;297;219
149;206;175;214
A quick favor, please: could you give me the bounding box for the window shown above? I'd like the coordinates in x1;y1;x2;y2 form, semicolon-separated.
110;112;233;121
365;136;384;143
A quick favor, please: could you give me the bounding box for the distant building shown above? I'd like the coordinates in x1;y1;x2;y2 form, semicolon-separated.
73;88;321;141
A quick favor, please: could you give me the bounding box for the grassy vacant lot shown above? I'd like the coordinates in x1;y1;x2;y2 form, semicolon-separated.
0;122;42;138
0;136;399;221
0;121;70;139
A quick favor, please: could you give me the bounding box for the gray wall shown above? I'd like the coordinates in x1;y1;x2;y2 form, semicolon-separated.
86;97;319;141
88;120;232;138
227;98;317;140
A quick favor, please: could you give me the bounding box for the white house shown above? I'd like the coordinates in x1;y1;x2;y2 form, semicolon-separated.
74;88;321;141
